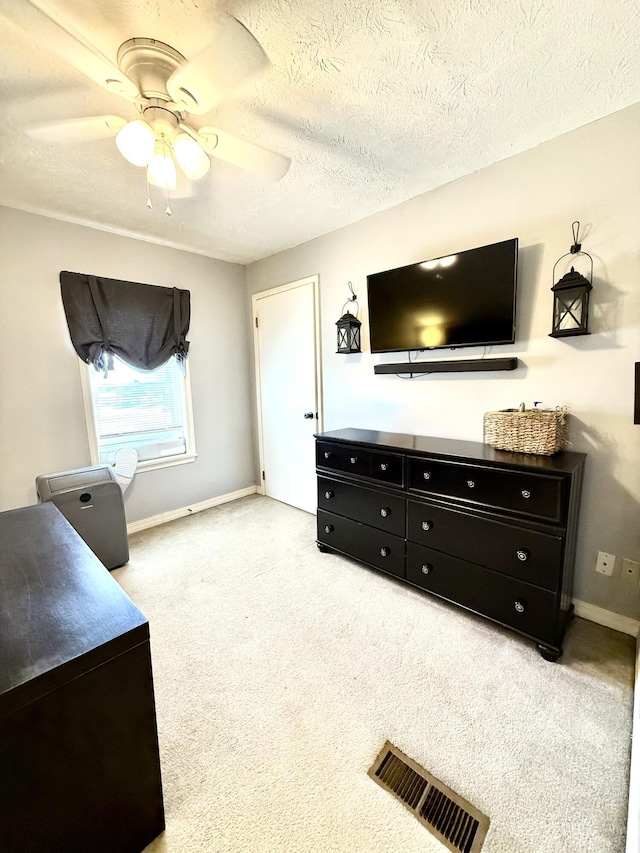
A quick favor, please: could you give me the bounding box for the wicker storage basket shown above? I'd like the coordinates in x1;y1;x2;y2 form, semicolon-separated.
483;405;568;455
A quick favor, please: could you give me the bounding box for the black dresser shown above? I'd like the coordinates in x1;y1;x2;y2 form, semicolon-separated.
315;428;585;661
0;502;165;852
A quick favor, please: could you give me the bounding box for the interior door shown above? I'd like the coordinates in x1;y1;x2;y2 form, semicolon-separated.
253;276;322;514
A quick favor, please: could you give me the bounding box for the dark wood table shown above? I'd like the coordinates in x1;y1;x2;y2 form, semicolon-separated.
0;502;165;852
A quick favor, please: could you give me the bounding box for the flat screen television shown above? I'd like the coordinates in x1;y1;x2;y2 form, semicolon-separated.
366;237;518;354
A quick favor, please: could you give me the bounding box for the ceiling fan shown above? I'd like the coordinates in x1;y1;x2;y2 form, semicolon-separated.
4;0;290;207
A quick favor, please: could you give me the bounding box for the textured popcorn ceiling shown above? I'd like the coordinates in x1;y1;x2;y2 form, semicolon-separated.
1;0;639;264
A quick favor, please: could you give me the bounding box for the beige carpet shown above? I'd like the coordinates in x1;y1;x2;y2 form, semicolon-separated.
113;494;635;853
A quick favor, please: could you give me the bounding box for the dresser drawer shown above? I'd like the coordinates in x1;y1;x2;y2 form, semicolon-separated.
317;441;367;477
316;442;404;487
317;510;405;578
407;500;564;591
407;542;560;643
318;477;405;536
408;456;565;522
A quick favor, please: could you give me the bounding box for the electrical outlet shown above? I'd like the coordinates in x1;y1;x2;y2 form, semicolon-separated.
621;558;640;584
595;551;615;576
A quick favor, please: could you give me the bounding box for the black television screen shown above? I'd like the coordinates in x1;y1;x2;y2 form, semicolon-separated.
367;238;518;353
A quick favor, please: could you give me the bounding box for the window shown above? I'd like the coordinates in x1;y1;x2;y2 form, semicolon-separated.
80;355;196;471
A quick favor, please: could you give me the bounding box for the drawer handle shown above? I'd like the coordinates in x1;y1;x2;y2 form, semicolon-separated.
380;507;391;518
324;524;334;534
514;599;527;614
521;489;531;499
380;463;388;471
467;479;476;489
380;547;390;557
421;520;433;531
516;549;529;562
323;451;331;460
423;471;431;481
324;490;334;500
421;563;433;575
350;456;358;465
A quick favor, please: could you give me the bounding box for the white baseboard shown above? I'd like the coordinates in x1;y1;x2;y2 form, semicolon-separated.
126;486;259;534
627;639;640;853
573;599;640;638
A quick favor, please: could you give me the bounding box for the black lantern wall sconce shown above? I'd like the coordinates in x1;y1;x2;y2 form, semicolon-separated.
336;281;362;353
550;221;593;338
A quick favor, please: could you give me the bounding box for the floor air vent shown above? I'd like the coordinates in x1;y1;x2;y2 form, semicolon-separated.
368;741;490;853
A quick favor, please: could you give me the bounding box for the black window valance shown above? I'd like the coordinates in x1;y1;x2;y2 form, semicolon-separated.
60;271;190;372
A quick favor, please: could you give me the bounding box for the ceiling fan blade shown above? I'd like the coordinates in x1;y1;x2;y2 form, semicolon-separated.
28;115;127;144
0;0;139;100
166;16;269;115
196;125;290;181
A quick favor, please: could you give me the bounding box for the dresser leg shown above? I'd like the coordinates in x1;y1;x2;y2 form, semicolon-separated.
317;541;329;553
537;643;563;662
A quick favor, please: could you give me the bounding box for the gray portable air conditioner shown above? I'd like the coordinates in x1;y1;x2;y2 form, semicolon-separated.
36;465;129;570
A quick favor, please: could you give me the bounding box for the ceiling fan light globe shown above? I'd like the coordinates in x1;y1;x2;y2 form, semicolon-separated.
147;149;177;190
115;119;156;167
173;132;210;180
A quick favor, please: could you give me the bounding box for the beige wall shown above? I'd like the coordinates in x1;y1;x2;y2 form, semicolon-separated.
246;103;640;620
0;208;255;524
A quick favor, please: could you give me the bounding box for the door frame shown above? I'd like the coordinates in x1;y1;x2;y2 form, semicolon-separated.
252;274;323;498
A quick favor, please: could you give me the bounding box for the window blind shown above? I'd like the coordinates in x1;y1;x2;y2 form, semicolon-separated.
89;357;188;462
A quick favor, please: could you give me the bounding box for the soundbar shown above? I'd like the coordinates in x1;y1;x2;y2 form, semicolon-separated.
373;357;519;375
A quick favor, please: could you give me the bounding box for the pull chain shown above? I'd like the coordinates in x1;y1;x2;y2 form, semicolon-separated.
161;134;172;216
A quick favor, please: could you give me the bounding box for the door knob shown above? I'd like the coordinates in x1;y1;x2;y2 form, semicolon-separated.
303;412;314;419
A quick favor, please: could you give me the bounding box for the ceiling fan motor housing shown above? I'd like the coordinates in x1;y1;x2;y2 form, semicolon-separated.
117;38;187;103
